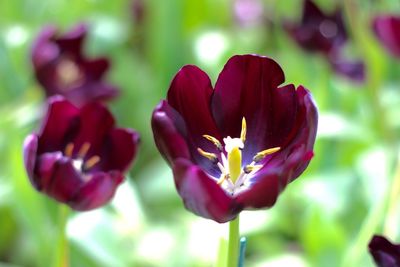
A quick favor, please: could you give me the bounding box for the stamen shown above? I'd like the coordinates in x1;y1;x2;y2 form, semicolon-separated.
78;142;91;158
244;164;263;174
64;143;74;157
84;156;100;170
197;148;218;163
203;135;222;151
240;117;247;142
217;174;230;185
253;147;281;162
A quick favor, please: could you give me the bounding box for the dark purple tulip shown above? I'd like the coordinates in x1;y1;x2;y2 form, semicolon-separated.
151;54;318;223
285;0;347;54
31;24;119;107
373;16;400;58
23;96;139;211
369;235;400;267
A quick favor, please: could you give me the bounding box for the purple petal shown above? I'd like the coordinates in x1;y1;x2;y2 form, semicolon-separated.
31;26;59;69
68;171;124;211
235;86;317;209
373;16;400;58
23;134;39;187
173;158;239;223
82;58;110;80
99;128;140;173
72;101;115;154
151;100;191;165
369;235;400;267
54;23;87;56
62;82;120;107
35;151;64;191
38;96;80;153
302;0;325;23
41;156;83;203
328;52;365;82
212;55;294;163
167;65;220;139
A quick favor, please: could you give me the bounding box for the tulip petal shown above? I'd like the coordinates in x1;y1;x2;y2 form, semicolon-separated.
100;128;140;172
38;96;80;153
43;156;83;203
152;100;191;165
212;55;298;163
72;101;115;154
23;134;39;187
68;171;124;211
369;235;400;267
173;158;239;223
373;16;400;58
82;58;110;80
167;65;220;142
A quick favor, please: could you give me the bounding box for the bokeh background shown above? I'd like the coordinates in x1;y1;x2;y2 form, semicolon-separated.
1;0;400;266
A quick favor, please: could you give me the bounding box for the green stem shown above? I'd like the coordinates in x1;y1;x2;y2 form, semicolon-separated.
227;216;240;267
383;154;400;238
53;205;69;267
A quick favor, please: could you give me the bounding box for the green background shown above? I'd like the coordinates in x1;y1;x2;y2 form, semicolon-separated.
0;0;400;266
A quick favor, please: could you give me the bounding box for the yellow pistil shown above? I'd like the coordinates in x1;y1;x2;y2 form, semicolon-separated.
64;143;74;157
78;142;91;158
228;146;242;183
253;147;281;162
203;135;222;151
197;148;218;163
84;155;100;170
240;117;247;142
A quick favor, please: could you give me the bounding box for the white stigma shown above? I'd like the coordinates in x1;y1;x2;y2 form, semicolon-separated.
223;136;244;153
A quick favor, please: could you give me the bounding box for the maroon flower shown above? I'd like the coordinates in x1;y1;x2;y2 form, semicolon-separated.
285;0;347;54
31;24;119;107
151;54;318;223
373;16;400;58
369;235;400;267
23;96;139;211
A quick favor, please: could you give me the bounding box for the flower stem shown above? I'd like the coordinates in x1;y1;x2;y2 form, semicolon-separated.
383;153;400;238
227;216;240;267
53;205;69;267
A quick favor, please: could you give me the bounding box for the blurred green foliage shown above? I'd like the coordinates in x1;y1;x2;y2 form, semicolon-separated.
1;0;400;266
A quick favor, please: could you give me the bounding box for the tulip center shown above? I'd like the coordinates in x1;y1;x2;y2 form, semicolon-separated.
198;118;280;195
57;58;84;90
64;142;100;178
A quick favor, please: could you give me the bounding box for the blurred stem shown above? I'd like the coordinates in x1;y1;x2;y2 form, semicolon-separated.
227;216;240;267
384;153;400;238
343;0;393;145
53;205;69;267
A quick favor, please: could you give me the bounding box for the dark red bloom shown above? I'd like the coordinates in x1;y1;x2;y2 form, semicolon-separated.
31;24;119;107
151;54;318;223
285;0;364;82
285;0;347;54
23;96;139;211
369;235;400;267
373;16;400;58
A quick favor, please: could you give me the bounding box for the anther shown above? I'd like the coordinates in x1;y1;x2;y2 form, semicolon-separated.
84;156;100;170
78;142;91;158
197;148;218;163
244;164;263;174
253;147;281;162
202;135;223;151
240;117;247;142
64;143;74;157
